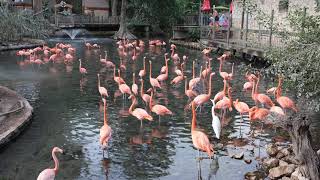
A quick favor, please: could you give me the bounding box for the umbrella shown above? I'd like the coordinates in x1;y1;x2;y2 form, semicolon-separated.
213;6;229;10
201;0;211;12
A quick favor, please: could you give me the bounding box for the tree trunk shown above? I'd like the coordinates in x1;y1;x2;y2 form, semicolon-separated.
33;0;42;14
273;100;320;180
113;0;137;40
112;0;118;16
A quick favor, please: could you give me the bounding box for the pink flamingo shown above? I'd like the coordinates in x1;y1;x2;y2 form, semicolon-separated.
97;74;109;98
252;76;274;108
100;54;107;64
100;98;112;157
193;73;215;108
113;67;125;85
132;47;137;61
139;57;146;78
150;90;172;121
79;59;87;75
270;105;285;116
215;87;233;112
185;78;197;100
118;82;131;100
275;78;297;112
140;79;151;106
219;60;233;80
149;61;161;89
202;59;212;79
213;79;227;103
189;63;202;89
160;53;169;74
191;101;214;158
157;58;169;82
249;106;269;121
131;73;138;96
37;147;63;180
171;63;185;85
128;95;153;126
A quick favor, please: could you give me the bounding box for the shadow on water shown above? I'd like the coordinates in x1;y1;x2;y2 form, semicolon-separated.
0;37;318;179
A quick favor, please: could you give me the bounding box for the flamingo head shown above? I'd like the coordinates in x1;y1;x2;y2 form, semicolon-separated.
53;147;64;154
249;106;258;112
210;72;215;77
170;44;176;49
233;99;239;105
183;55;187;61
147;88;153;93
128;95;134;100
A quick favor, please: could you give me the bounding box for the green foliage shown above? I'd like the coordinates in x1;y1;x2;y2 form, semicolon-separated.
0;3;51;42
265;9;320;111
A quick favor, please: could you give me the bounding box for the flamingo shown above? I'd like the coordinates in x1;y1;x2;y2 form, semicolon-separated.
233;99;250;134
171;63;185;85
131;73;138;96
249;106;269;121
100;54;107;64
150;90;172;121
113;67;125;85
157;58;169;82
191;101;214;158
202;59;212;79
120;59;126;71
128;95;153;126
185;78;197;100
275;81;297;112
79;59;87;75
97;74;109;98
37;147;63;180
104;51;115;68
118;82;131;99
210;100;221;139
189;63;202;89
100;98;112;157
270;105;285;116
215;87;233;112
213;79;227;103
149;61;161;89
219;60;233;80
160;53;169;74
132;47;137;61
252;76;274;108
139;57;146;78
193;73;215;108
140;79;151;106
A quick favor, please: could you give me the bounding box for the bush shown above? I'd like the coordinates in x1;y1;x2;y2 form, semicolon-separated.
0;3;51;42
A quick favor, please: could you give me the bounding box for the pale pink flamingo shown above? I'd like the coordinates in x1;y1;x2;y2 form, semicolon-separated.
149;61;161;89
113;67;125;85
100;98;112;157
139;57;146;78
193;73;215;108
131;73;138;96
150;90;172;121
128;95;153;126
185;78;197;100
189;63;202;89
191;101;214;158
37;147;63;180
97;74;109;98
79;59;87;75
140;79;151;106
157;58;169;82
171;63;185;85
219;60;233;80
202;59;212;79
213;79;227;103
118;82;131;99
132;47;137;61
160;53;169;74
215;87;233;112
120;59;126;71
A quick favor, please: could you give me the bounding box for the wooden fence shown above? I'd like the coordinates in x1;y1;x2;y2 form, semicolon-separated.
51;14;120;27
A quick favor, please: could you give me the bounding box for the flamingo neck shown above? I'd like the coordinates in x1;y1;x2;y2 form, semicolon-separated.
52;150;59;174
219;61;223;73
191;103;196;131
252;81;256;99
118;70;121;78
140;80;144;96
199;66;203;78
105;51;107;59
165;60;169;75
185;79;188;93
79;61;81;69
98;75;101;88
171;48;174;57
129;97;135;113
255;77;260;94
133;74;135;84
208;74;213;96
149;92;153;110
103;101;107;126
231;63;234;75
149;62;152;79
223;81;227;94
143;59;146;70
113;68;116;77
192;62;195;79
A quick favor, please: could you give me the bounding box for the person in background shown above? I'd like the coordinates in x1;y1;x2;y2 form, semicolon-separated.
219;14;229;28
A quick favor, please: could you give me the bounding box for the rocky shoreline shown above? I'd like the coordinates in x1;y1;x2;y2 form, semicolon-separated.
0;38;45;52
0;86;33;149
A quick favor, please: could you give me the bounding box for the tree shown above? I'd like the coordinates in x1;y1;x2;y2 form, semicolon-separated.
112;0;118;16
113;0;136;40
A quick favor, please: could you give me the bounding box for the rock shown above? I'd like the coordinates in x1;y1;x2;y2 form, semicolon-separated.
281;177;291;180
268;164;296;179
247;146;254;152
282;155;300;165
291;167;309;180
281;148;291;156
276;152;285;159
216;143;224;150
279;160;289;166
232;152;244;159
245;171;265;180
244;159;252;164
266;144;279;157
263;158;279;169
317;149;320;156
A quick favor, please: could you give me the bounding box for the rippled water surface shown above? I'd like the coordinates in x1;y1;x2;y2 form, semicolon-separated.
0;38;311;179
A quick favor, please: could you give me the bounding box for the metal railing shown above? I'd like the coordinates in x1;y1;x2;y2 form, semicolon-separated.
51;14;120;27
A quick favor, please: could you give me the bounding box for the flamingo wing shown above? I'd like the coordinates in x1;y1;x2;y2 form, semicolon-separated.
37;169;55;180
192;130;213;157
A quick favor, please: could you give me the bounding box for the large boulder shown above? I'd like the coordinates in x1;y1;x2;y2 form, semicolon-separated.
266;144;279;157
263;158;279;169
268;164;296;179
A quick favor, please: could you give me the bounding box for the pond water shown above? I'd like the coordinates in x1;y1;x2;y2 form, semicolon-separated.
0;38;316;180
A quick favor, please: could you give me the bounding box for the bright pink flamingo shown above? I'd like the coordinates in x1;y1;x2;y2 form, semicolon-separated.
193;73;215;108
191;101;214;158
97;74;109;98
185;78;197;100
252;76;274;108
149;61;161;89
131;73;138;96
128;95;153;126
139;57;146;78
79;59;87;75
37;147;63;180
100;98;112;157
150;90;172;121
249;106;269;121
139;79;150;107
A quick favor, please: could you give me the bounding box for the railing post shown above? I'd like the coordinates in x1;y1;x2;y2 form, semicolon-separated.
240;0;246;40
301;7;307;34
269;9;274;47
258;24;262;46
227;13;231;47
245;10;249;47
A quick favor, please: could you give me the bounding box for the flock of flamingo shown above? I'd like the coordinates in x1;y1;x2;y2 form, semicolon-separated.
16;39;297;180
